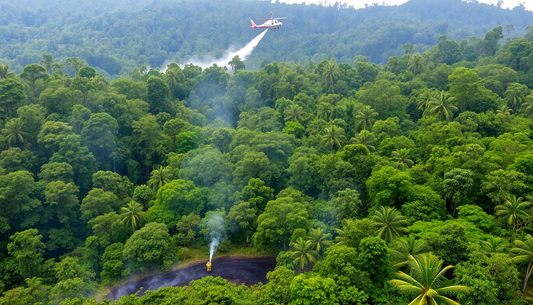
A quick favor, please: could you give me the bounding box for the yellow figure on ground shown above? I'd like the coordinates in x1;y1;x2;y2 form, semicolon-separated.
206;261;212;272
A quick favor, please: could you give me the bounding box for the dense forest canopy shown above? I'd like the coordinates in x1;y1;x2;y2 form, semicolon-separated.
3;0;533;304
1;0;533;77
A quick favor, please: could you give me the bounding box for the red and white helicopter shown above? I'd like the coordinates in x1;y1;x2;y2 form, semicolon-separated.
250;13;286;30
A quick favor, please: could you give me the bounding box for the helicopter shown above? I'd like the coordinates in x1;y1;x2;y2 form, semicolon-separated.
250;13;286;30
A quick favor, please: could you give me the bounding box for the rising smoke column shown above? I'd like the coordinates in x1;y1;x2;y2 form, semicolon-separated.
204;213;225;263
163;29;269;71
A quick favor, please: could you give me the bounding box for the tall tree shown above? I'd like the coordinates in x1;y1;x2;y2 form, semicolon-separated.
120;200;147;231
354;105;378;131
289;237;316;270
390;253;469;304
495;196;531;238
0;64;15;80
424;90;457;121
322;61;339;94
350;130;375;152
443;168;474;218
20;64;48;98
373;206;407;244
408;54;425;75
317;102;332;121
307;228;332;258
510;234;533;298
321;125;346;154
7;229;45;279
391;148;414;169
40;54;55;75
147;165;173;192
65;57;86;73
284;104;306;123
2;118;28;149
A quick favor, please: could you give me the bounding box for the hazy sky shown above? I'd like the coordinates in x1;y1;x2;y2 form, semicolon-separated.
277;0;533;11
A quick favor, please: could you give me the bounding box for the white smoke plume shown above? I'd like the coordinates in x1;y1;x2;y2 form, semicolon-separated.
161;29;268;72
206;213;225;263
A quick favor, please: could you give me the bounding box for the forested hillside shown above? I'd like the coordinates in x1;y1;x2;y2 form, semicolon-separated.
3;4;533;304
1;0;533;77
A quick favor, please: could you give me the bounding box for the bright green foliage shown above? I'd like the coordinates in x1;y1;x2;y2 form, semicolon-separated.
454;251;500;305
390;253;469;305
495;196;531;238
175;213;200;247
289;237;316;270
425;223;470;265
100;243;128;284
289;274;337;305
80;189;118;220
7;229;45;279
358;237;390;284
334;218;375;248
180;147;232;187
265;267;294;305
443;168;474;217
120;200;146;231
390;235;429;268
44;180;79;229
123;222;174;270
147;165;173;192
147;179;208;229
254;192;309;249
321;125;346;154
510;234;533;298
0;79;25;117
373;206;407;244
0;171;41;233
20;63;48;97
307;228;332;257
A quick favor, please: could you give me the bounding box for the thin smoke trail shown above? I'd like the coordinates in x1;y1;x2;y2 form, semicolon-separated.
161;29;269;72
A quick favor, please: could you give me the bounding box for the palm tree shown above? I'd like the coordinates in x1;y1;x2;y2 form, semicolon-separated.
165;68;183;100
176;105;193;122
322;61;339;94
481;236;507;255
350;130;375;152
321;125;346;154
2;118;28;149
520;95;533;114
25;277;47;300
506;86;526;113
317;102;332;121
284;105;307;123
120;200;147;231
0;64;15;80
355;105;379;131
52;62;65;75
408;54;426;76
495;196;531;238
290;237;316;271
416;89;437;112
295;64;305;75
307;228;332;258
40;54;55;75
147;166;173;192
424;91;458;121
373;206;407;244
391;148;414;169
496;104;513;121
510;234;533;298
390;235;429;268
390;253;469;304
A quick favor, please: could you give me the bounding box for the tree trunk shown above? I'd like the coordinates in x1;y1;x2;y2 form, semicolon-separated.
521;262;533;298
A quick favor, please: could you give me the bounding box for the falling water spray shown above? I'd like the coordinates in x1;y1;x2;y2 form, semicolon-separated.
206;213;225;263
162;29;269;72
